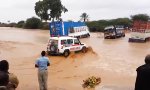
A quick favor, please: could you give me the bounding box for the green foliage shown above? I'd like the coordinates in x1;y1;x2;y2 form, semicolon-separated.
34;0;68;22
131;14;150;21
24;17;42;29
82;76;101;88
16;21;25;28
35;1;48;21
86;18;132;32
8;23;17;27
41;22;49;30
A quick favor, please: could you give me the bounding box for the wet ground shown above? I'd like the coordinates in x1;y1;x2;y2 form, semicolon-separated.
0;27;150;90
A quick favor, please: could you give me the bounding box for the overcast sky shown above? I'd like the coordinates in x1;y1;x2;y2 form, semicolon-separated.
0;0;150;23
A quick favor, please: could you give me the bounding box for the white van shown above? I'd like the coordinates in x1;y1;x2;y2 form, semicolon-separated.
47;36;87;57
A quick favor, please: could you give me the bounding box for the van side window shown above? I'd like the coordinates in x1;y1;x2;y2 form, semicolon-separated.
61;40;67;45
67;39;73;45
74;39;80;44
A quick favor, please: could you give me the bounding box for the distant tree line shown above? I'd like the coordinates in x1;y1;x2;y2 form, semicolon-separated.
0;14;149;32
86;18;132;32
86;14;149;32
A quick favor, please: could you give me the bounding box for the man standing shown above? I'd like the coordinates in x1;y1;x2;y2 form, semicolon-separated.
0;71;9;90
0;60;19;90
135;54;150;90
35;51;50;90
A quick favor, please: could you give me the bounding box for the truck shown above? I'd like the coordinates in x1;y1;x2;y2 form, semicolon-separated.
49;21;90;38
104;25;125;39
129;20;150;42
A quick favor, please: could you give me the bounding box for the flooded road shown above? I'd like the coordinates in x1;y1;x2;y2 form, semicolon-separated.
0;27;150;90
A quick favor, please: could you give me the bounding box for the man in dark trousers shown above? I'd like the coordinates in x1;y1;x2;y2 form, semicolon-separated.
35;51;50;90
0;71;9;90
135;54;150;90
0;60;19;90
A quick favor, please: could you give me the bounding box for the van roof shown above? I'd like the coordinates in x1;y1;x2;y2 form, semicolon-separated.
49;36;77;40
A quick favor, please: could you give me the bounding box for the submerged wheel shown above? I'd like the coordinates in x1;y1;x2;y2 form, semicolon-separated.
123;34;125;37
82;47;87;53
63;50;70;57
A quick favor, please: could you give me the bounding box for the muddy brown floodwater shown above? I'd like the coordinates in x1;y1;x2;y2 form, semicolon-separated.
0;27;150;90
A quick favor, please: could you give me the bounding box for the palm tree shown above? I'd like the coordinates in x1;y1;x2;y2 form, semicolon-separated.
80;13;89;22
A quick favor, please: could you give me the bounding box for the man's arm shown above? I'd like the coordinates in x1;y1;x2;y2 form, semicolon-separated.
47;62;50;66
47;58;50;66
35;64;38;68
35;60;39;68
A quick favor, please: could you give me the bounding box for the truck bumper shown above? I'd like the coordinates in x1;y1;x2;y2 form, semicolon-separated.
47;51;62;55
128;38;146;43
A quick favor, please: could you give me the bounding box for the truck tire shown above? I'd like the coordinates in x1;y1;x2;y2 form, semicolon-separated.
87;33;90;37
82;47;87;53
144;38;148;42
123;34;125;37
63;50;70;57
104;37;107;39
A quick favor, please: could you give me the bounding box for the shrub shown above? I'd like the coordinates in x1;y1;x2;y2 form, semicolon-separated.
41;22;49;30
16;21;25;28
24;17;42;29
82;76;101;88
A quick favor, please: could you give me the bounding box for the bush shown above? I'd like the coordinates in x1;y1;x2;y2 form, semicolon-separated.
24;17;42;29
131;14;150;21
82;76;101;88
16;21;25;28
41;22;49;30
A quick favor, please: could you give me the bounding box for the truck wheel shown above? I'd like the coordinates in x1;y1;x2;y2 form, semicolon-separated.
123;34;125;37
113;36;116;39
87;33;90;37
63;50;70;57
104;37;107;39
145;38;148;42
82;47;87;53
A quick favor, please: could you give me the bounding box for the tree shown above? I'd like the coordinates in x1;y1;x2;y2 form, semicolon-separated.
35;1;49;21
80;13;89;22
24;17;42;29
34;0;68;22
131;14;150;21
16;20;25;28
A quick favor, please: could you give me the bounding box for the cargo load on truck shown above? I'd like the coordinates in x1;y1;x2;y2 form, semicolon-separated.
129;20;150;42
104;25;125;39
49;21;90;38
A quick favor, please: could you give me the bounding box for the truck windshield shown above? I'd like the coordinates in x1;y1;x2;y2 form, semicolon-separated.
104;29;114;33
